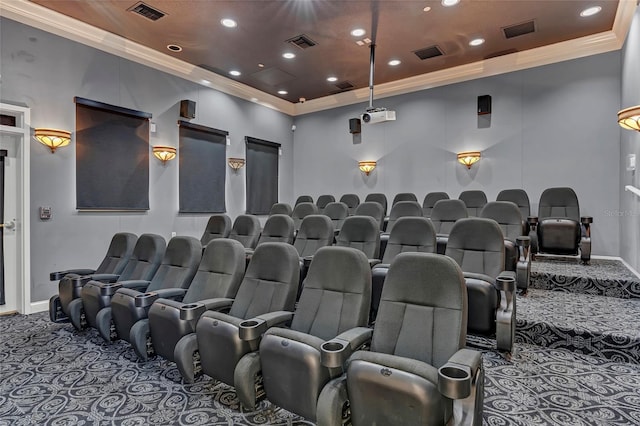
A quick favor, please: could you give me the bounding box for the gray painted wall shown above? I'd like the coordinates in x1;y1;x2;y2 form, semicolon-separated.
293;51;622;258
620;8;640;272
0;18;294;302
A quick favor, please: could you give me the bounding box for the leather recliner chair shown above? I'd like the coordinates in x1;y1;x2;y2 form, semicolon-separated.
316;195;335;213
391;192;418;206
268;202;293;216
496;189;531;222
295;195;314;205
458;190;488;217
339;194;360;216
430;199;468;254
229;214;262;250
354;201;385;231
323;202;348;234
335;216;381;268
292;202;319;234
246;214;294;257
199;214;232;248
422;191;449;218
380;200;423;257
364;193;388;217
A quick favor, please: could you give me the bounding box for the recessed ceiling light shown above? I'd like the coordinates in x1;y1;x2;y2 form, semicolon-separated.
580;6;602;17
469;38;485;46
441;0;460;6
201;79;210;85
282;52;296;59
351;28;366;37
221;18;237;28
388;59;401;66
167;44;182;52
258;63;265;68
423;6;432;12
327;76;338;82
229;70;241;76
278;90;288;95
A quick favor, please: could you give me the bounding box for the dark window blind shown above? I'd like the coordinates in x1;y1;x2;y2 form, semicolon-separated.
246;137;279;214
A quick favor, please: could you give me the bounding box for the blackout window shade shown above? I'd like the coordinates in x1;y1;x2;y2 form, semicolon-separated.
75;97;151;210
246;137;279;215
178;121;227;213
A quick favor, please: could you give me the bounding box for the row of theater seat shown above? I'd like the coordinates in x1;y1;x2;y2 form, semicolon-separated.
50;240;484;425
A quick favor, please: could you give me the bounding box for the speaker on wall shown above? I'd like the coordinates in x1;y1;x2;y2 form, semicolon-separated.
180;100;196;119
349;118;361;134
477;95;491;115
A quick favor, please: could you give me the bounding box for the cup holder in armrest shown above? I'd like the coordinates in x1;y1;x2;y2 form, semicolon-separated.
437;364;471;400
320;339;351;369
581;216;593;225
527;216;538;225
239;318;268;341
100;282;123;296
302;256;313;268
134;292;159;308
179;303;206;321
496;276;516;292
516;236;530;247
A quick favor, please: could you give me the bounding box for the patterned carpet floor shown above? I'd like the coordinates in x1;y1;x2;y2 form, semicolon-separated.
2;312;640;425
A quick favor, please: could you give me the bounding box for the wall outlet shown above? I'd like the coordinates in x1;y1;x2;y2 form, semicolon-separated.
171;231;177;238
628;154;636;171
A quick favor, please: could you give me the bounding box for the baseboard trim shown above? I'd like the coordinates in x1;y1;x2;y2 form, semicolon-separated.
30;300;49;314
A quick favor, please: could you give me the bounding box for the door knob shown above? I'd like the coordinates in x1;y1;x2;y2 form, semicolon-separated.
1;220;15;230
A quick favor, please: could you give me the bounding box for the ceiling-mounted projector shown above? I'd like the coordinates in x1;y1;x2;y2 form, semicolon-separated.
362;108;396;124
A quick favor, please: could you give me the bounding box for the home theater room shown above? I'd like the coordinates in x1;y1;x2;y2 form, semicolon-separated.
1;0;640;424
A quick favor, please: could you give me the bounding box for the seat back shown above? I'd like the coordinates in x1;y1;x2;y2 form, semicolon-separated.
445;218;505;278
381;217;436;264
373;252;466;367
295;195;314;205
323;202;349;231
392;192;418;206
336;216;380;259
183;239;246;304
118;233;166;281
146;236;202;292
458;190;488;217
229;242;300;319
430;199;468;235
480;201;525;242
497;189;530;219
386;201;423;234
229;215;261;249
355;201;385;230
200;214;232;246
94;232;137;275
269;202;293;216
292;246;371;341
339;193;360;215
292;202;319;231
257;214;295;246
422;191;449;217
294;215;334;257
364;193;388;216
316;195;335;212
538;187;580;221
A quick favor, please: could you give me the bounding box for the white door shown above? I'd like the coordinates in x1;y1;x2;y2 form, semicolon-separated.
0;133;19;314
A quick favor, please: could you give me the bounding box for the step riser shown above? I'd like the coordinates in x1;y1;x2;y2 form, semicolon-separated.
530;272;640;299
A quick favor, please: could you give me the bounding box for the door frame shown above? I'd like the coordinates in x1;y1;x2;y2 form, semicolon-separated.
0;103;31;314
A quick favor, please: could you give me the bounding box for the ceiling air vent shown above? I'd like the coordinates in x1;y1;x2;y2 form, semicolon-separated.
503;20;535;39
286;34;317;49
413;45;444;60
128;2;166;21
335;81;355;91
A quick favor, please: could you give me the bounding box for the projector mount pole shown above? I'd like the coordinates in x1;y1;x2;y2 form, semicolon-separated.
368;43;376;111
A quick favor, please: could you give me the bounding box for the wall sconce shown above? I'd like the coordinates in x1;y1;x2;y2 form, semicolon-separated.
358;160;377;176
228;157;246;170
457;151;481;169
34;128;71;153
152;145;177;164
618;105;640;132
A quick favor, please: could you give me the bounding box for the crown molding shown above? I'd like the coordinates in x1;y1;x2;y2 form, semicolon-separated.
1;0;636;117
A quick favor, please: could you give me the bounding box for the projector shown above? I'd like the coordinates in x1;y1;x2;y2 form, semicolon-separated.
361;108;396;124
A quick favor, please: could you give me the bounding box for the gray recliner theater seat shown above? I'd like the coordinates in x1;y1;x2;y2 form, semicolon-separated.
339;193;360;216
49;232;137;323
445;218;516;353
430;199;468;254
294;215;335;293
354;201;385;230
458;190;488;217
316;195;335;213
496;188;531;222
370;217;436;322
392;192;418;206
422;191;449;218
173;242;300;384
335;215;381;267
381;201;423;257
108;236;202;345
316;252;484;426
292;202;319;234
251;246;372;421
200;214;232;248
73;234;166;332
229;214;262;250
295;195;314;205
268;202;293;216
323;202;348;233
246;214;294;256
135;238;246;362
529;187;592;264
364;193;388;217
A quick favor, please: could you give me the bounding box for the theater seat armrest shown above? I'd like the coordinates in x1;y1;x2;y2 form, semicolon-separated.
119;280;152;290
368;259;381;268
321;327;373;369
581;216;593;225
179;302;207;321
200;298;234;311
73;273;120;285
50;269;96;280
462;272;494;284
438;348;481;400
134;292;159;308
92;280;123;296
239;311;294;341
152;288;187;301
